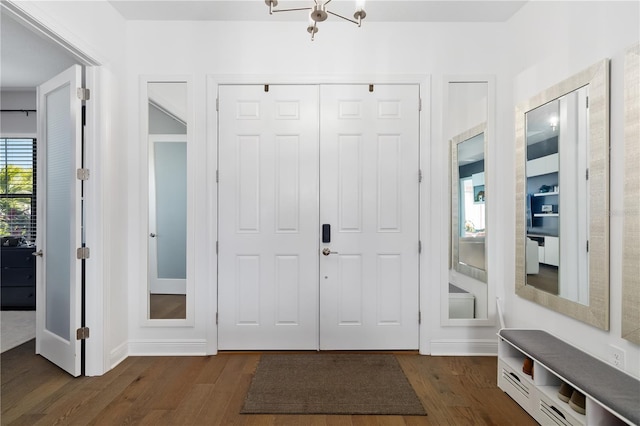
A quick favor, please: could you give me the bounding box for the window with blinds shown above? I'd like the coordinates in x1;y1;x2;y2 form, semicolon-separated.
1;138;37;242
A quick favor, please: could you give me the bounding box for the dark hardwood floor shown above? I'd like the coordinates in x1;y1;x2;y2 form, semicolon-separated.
1;340;536;425
149;294;187;320
526;264;559;295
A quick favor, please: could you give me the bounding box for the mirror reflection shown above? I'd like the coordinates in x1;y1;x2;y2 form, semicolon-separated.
148;82;187;320
446;81;489;321
515;59;610;330
452;126;487;280
525;88;589;304
456;131;486;272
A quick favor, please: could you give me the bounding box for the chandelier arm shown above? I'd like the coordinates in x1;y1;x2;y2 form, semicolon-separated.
272;7;313;13
326;10;359;25
324;0;333;5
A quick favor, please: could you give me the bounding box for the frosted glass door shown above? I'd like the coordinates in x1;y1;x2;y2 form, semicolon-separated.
45;79;72;339
36;65;83;376
149;136;187;296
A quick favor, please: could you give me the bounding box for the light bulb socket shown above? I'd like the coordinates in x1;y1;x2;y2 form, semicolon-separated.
265;0;278;7
354;9;366;20
311;4;328;22
307;25;319;34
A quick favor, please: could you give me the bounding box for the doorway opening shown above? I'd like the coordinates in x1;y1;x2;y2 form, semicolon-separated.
1;2;101;376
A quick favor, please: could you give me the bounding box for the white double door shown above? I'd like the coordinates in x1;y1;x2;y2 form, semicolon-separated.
218;84;420;350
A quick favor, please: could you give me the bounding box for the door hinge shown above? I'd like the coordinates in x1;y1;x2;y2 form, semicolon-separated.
216;97;219;112
586;240;589;253
77;247;90;260
418;169;423;183
76;327;90;340
77;88;90;101
418;311;422;325
586;168;589;180
216;170;219;183
418;240;422;254
77;168;90;181
216;241;219;255
419;97;422;111
586;96;589;108
216;312;219;325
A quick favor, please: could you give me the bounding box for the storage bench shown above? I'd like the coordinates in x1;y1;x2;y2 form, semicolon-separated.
498;329;640;425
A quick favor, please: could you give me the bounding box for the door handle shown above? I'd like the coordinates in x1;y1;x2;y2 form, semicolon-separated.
322;247;338;256
149;233;157;238
32;250;43;257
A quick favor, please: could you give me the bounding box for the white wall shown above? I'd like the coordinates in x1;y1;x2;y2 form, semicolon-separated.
0;90;36;136
124;19;511;355
124;3;639;366
501;1;640;378
19;0;639;376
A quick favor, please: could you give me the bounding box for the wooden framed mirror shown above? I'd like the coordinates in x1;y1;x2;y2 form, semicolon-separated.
622;43;640;344
515;59;610;330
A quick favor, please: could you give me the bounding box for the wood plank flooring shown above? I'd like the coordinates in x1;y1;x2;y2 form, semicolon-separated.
149;294;187;320
526;264;559;295
1;340;536;425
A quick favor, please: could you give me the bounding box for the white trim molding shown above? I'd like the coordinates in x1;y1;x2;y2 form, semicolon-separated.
207;74;432;356
430;339;498;356
128;339;208;356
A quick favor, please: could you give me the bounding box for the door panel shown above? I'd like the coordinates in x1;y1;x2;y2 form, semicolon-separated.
319;84;420;350
218;84;420;350
218;85;319;350
36;65;83;376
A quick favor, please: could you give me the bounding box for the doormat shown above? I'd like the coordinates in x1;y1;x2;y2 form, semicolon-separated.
241;354;427;416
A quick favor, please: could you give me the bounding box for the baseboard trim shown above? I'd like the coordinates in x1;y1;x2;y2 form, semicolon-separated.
429;339;498;356
109;340;129;369
121;339;495;358
128;339;208;356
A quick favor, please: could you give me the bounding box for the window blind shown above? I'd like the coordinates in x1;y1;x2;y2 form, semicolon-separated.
1;138;37;242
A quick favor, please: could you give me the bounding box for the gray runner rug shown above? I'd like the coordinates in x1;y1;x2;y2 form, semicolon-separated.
241;353;427;416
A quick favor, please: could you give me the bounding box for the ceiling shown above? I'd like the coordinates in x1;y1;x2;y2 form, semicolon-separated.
1;1;527;89
1;11;78;89
107;1;527;22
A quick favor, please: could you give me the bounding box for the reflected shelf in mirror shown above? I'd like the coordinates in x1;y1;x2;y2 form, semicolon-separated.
525;86;587;305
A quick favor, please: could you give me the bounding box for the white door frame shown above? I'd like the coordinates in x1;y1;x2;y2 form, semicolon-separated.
207;75;431;355
2;1;106;375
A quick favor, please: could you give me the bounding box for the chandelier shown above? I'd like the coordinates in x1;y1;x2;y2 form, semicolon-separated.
265;0;367;41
